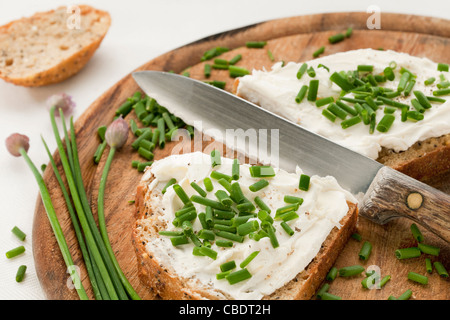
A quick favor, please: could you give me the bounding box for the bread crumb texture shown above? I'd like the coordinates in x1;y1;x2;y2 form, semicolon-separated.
0;5;110;86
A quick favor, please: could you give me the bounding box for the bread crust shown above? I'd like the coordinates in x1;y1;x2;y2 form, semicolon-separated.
132;174;358;300
0;5;111;87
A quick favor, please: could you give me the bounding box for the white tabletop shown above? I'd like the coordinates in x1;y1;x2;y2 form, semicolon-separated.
0;0;448;300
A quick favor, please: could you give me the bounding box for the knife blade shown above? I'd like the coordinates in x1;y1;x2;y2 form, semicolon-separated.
133;71;450;242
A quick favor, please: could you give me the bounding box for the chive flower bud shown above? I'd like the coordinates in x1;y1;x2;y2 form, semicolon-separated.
105;116;129;148
5;133;30;157
46;93;76;116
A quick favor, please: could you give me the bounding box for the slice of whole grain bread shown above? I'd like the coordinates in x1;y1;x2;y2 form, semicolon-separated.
0;5;110;87
132;172;358;300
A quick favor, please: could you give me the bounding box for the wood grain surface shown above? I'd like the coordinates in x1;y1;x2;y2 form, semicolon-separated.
32;12;450;300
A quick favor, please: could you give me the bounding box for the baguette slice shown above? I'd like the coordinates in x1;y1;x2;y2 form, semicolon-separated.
0;5;111;87
132;153;358;300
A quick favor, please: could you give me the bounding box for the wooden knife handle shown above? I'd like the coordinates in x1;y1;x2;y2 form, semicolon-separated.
361;166;450;243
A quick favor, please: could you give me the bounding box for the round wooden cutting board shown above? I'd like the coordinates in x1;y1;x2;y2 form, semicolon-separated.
33;12;450;300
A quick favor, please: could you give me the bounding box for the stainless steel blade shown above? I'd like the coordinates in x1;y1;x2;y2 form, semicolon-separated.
132;71;383;194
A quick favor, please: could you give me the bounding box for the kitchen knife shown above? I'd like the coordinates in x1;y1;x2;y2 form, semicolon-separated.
133;71;450;242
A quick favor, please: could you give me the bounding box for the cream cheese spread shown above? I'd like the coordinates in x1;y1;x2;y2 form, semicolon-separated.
141;152;356;300
236;48;450;160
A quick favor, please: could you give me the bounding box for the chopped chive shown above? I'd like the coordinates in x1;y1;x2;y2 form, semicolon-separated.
131;129;152;150
341;116;362;129
257;210;273;224
407;110;424;122
210;150;221;167
328;33;345;44
249;179;269;192
413;91;432;109
316;283;330;299
218;178;232;193
264;225;279;248
139;139;155;152
275;203;299;216
357;65;374;72
237;220;259;236
169;235;189;246
351;233;362;241
137;161;153;172
215;230;244;243
376;114;395;133
327;103;348;120
326;267;338;281
336;100;358;116
191;182;207;197
410;223;424;242
254;196;271;213
236;201;256;212
330;72;353;91
199;246;218;260
156;118;166;149
162;178;176;194
361;276;375;289
138;147;154;161
397;71;411;92
418;243;440;256
359;241;372;261
11;226;26;241
283;195;303;204
313;46;325;58
437;81;450;89
280;222;294;236
214;58;229;66
213;209;234;220
211;171;232;182
299;174;310;191
230;182;246;204
397;289;413;300
159;230;184;237
401;106;409;122
424;77;435;85
315;96;335;107
173;184;191;205
216;239;233;247
296;63;308;79
379;275;391;288
249;165;275;178
307;79;320;101
231;159;240;180
318;64;330;72
229;65;250;78
395;247;421;259
190;195;228;211
377;96;409;109
240;251;260;268
407;272;428;285
220;260;236;272
201;46;229;61
172;210;197;227
383;67;395;81
204;80;226;89
229;54;242;65
246;41;267;48
276;210;299;222
226;268;252;285
437;63;449;72
433;88;450;96
267;50;275;61
203;177;213;192
321;292;342;300
205;206;213;226
307;66;316;77
411;99;425;113
403;80;416;96
338;265;365;277
5;246;25;259
425;258;433;274
15;265;27;283
115;100;134;117
345;27;353;37
212;64;228;70
295;85;308;103
434;262;449;278
322;109;336;122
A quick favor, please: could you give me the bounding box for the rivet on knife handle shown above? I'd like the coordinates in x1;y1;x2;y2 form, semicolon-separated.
360;166;450;243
